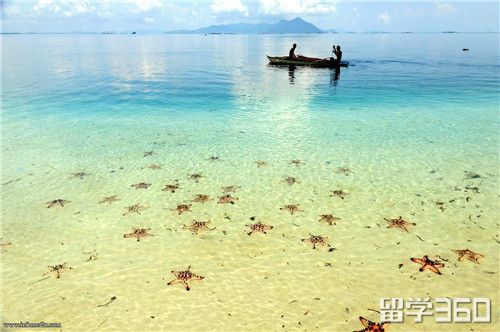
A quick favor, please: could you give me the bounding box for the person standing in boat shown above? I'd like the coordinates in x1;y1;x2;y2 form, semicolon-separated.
289;43;297;60
332;44;342;65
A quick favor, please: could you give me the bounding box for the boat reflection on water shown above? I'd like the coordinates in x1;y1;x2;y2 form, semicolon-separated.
288;65;296;83
330;67;341;85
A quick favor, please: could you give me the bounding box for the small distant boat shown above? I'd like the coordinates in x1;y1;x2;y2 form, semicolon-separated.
267;55;349;68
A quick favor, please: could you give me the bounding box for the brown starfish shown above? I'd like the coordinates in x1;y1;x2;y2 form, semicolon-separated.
356;316;389;332
148;164;162;170
123;228;154;242
410;255;445;275
255;160;269;168
319;214;341;226
207;156;220;161
70;172;90;179
172;204;192;215
0;241;12;249
385;216;416;233
188;173;203;183
289;159;304;166
301;234;330;249
46;199;70;208
246;222;273;235
162;183;180;193
336;167;353;175
452;249;484;264
43;263;72;279
143;151;154;157
167;266;204;291
183;220;216;234
99;195;120;204
123;204;148;216
192;194;211;203
131;182;151;189
280;204;303;214
283;176;298;185
218;194;238;204
330;190;349;199
221;185;241;193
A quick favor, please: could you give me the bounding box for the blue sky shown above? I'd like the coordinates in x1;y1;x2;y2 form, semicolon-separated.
1;1;498;33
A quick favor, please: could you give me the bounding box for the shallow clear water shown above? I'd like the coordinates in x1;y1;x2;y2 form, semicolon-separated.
1;33;499;331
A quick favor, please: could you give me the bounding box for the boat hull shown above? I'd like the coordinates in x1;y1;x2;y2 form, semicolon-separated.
267;55;349;68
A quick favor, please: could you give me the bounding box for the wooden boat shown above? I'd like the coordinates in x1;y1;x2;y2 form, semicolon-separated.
267;55;349;68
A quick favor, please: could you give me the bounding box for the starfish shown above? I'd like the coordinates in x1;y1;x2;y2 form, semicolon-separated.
330;190;349;199
70;172;90;179
192;194;211;203
464;171;481;180
355;316;389;332
43;263;72;279
207;156;220;161
131;182;151;189
188;173;203;183
319;214;341;226
410;255;445;275
336;167;353;175
123;204;148;216
452;249;484;264
0;241;12;249
221;185;241;193
162;183;180;193
99;195;120;205
246;222;273;235
218;194;238;204
143;151;154;157
148;164;162;170
385;216;416;233
46;199;70;208
255;160;269;168
283;176;298;185
123;228;154;242
167;266;204;291
280;204;303;215
183;220;216;234
172;204;192;215
302;234;330;249
289;159;304;166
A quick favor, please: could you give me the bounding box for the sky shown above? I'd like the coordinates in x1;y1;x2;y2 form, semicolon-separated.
1;1;498;33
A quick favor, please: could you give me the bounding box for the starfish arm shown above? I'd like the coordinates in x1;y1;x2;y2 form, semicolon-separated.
167;278;180;286
411;257;425;264
359;317;370;328
183;281;190;291
428;265;442;274
434;263;445;268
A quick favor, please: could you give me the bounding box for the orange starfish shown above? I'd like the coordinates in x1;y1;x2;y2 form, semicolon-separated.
355;316;389;332
452;249;484;264
167;266;204;291
410;255;445;275
385;216;416;232
123;228;154;242
246;222;273;235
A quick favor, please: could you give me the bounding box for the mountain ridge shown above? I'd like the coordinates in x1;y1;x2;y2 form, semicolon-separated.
166;17;324;34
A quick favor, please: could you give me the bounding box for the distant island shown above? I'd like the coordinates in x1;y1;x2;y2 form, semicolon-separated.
166;17;324;34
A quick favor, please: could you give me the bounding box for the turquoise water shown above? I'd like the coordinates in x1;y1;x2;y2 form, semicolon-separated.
1;33;499;331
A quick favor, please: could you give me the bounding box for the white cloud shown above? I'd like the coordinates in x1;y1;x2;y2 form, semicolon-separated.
211;0;248;16
127;0;163;13
435;2;456;15
144;17;155;24
260;0;336;15
33;0;97;16
377;11;390;25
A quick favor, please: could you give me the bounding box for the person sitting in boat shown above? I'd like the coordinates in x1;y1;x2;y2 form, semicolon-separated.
332;44;342;65
289;43;297;60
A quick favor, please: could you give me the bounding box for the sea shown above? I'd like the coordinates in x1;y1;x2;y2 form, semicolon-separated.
1;33;499;331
